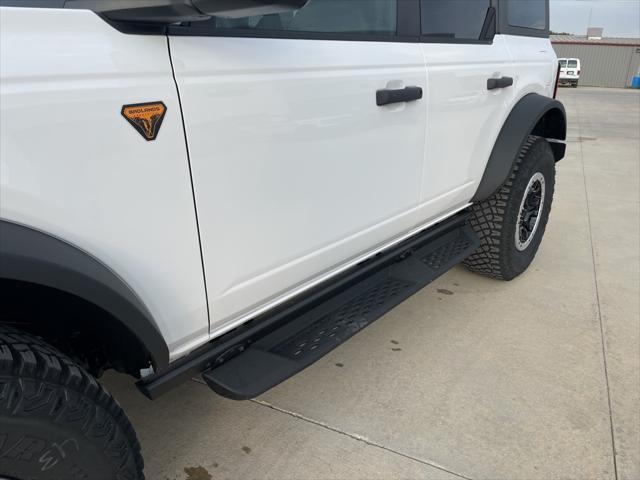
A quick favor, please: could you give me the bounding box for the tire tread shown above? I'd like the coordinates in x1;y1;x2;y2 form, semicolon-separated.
464;135;554;279
0;324;144;480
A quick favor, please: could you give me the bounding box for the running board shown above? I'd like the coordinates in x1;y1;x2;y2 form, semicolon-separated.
201;220;479;400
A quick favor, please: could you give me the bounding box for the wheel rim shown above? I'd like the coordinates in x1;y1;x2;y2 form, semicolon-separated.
515;172;546;251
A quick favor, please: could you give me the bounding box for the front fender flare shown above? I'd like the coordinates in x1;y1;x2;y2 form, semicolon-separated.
0;220;169;371
473;93;566;202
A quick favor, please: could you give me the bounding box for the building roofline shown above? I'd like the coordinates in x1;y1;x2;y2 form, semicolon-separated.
551;34;640;47
552;40;640;47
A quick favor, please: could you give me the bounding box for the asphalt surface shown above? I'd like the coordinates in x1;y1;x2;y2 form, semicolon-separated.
105;87;640;480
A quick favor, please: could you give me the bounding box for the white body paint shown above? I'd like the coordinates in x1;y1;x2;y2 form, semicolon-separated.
0;6;557;360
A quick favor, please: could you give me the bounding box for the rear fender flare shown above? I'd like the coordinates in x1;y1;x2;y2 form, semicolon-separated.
473;93;566;202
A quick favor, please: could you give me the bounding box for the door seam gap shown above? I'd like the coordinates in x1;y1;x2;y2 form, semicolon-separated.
166;36;212;331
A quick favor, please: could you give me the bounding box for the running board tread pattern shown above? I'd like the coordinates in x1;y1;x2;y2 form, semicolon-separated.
202;223;479;400
272;276;415;360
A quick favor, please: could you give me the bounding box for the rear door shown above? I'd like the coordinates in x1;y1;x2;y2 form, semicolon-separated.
168;0;429;333
566;59;579;79
499;0;556;94
418;0;514;206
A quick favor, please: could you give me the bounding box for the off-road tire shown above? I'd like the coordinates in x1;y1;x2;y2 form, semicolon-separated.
464;135;555;280
0;325;144;480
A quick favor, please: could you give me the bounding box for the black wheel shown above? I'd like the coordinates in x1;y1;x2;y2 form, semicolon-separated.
464;135;555;280
572;82;578;88
0;325;144;480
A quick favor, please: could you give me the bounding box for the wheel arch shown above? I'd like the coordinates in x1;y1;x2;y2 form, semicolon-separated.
0;220;169;375
473;93;566;202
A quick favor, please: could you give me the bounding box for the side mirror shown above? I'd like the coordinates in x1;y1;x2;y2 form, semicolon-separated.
479;6;496;41
66;0;308;24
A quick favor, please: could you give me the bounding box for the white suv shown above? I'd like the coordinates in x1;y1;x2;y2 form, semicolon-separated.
0;1;566;478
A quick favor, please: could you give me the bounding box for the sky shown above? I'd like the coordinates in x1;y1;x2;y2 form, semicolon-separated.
550;0;640;37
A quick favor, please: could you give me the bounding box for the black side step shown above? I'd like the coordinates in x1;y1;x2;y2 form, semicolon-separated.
137;211;477;400
201;220;479;400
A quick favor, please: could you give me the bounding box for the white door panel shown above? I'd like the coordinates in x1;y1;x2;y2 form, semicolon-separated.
420;35;514;202
169;37;427;330
504;35;557;98
0;8;209;360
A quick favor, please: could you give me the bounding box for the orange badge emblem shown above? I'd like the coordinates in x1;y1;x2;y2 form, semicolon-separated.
121;102;167;141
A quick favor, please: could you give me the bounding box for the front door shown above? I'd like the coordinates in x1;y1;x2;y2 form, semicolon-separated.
169;0;429;333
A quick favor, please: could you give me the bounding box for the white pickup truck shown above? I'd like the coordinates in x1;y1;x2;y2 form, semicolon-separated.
0;1;566;478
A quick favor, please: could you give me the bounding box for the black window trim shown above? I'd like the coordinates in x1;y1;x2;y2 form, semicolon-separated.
168;0;502;46
497;0;550;39
419;36;494;45
418;0;497;45
3;0;550;41
168;0;421;43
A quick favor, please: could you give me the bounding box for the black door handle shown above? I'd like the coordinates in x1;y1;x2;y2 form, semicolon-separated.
376;86;423;106
487;76;514;90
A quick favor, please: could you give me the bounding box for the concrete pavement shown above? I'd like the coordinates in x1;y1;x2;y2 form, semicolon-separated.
104;87;640;480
